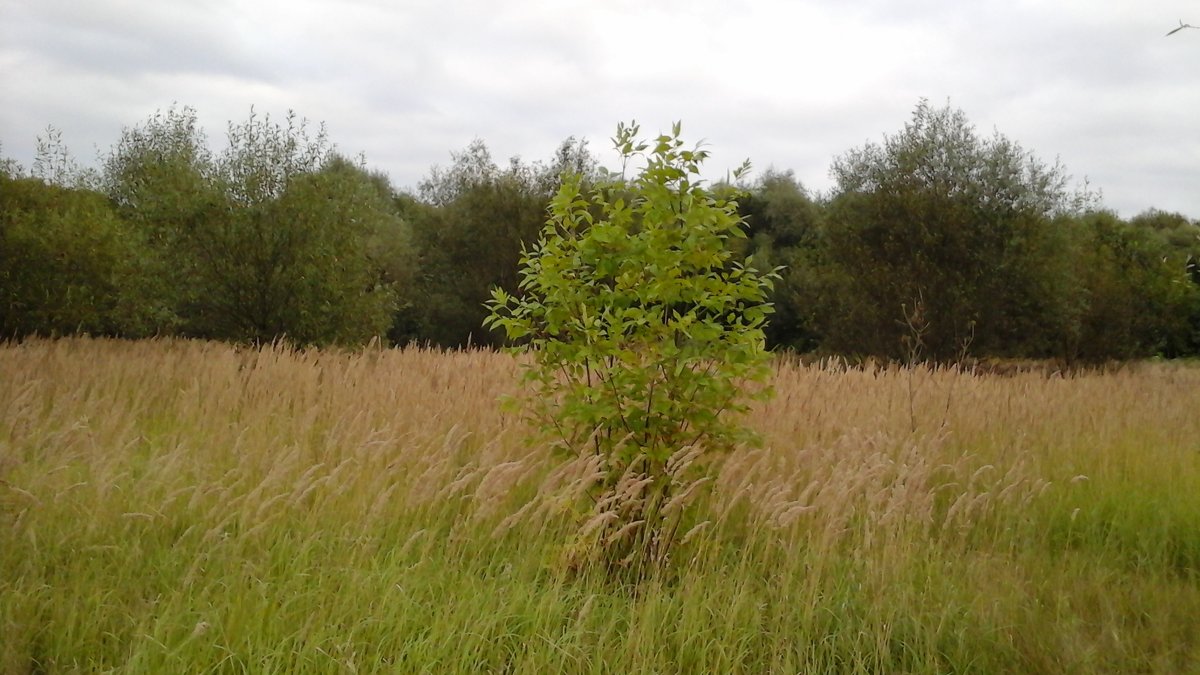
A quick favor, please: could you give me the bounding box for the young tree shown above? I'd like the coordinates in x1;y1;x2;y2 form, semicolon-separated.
485;122;778;578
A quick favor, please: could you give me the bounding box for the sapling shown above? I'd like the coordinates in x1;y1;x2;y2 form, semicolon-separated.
486;122;780;579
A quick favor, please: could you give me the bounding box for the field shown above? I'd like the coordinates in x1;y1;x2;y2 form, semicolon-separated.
2;338;1199;673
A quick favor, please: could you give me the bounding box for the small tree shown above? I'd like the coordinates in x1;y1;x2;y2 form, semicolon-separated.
485;122;778;578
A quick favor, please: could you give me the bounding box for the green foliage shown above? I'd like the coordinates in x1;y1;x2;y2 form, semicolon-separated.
1061;211;1200;361
485;122;779;576
102;106;217;230
100;107;401;346
740;169;822;250
820;100;1090;361
196;155;399;345
1128;210;1200;356
101;106;222;332
4;100;1197;359
0;143;22;179
0;176;157;338
31;126;99;189
737;169;826;351
405;138;596;347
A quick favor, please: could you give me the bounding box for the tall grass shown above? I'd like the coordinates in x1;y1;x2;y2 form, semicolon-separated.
2;338;1198;673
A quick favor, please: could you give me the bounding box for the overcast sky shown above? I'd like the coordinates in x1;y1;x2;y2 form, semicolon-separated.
1;0;1197;217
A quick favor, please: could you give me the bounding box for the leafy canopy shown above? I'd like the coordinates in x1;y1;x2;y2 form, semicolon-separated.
100;107;399;346
821;100;1093;360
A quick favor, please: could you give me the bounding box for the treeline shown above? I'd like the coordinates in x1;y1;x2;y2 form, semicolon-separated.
2;101;1198;362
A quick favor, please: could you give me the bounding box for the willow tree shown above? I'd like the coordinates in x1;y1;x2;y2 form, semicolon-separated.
821;100;1090;361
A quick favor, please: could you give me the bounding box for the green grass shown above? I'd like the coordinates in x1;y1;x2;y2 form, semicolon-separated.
2;338;1199;673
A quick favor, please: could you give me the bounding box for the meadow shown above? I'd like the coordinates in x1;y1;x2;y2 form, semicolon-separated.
2;338;1198;673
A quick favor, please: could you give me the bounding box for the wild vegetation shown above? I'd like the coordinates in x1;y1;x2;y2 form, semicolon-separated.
486;122;779;577
2;338;1198;673
3;102;1198;362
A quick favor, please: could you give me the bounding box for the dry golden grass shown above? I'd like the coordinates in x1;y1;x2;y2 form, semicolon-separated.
2;338;1199;673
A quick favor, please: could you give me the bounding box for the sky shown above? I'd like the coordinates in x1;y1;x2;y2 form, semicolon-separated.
1;0;1198;218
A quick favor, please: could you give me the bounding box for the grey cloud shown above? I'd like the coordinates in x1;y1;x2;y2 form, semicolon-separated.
0;0;1196;217
2;0;271;81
